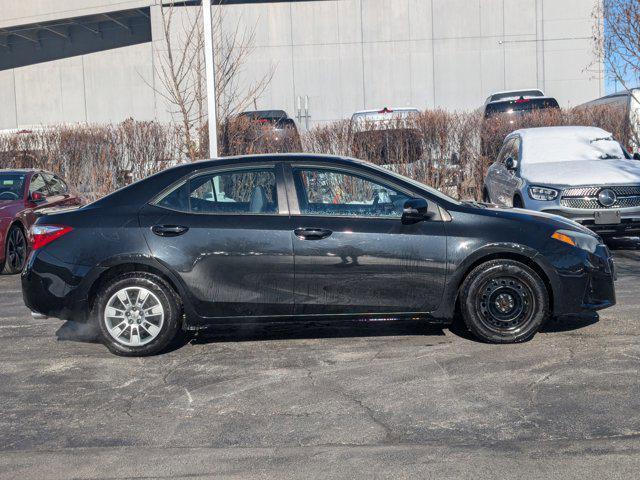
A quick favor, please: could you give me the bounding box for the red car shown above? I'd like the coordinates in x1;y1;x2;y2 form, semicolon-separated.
0;169;81;274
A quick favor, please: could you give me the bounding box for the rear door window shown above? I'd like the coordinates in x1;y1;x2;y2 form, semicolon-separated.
156;168;279;214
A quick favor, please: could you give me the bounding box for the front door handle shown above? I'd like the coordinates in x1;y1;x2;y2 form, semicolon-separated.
152;225;189;237
294;227;333;240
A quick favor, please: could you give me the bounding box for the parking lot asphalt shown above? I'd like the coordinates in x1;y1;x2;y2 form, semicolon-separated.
1;248;640;479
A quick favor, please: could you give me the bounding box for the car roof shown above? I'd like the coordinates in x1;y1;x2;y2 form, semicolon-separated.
352;107;419;115
192;153;363;169
508;126;612;141
486;95;556;106
489;88;544;96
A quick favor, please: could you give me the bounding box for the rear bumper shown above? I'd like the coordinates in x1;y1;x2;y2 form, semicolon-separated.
21;249;104;321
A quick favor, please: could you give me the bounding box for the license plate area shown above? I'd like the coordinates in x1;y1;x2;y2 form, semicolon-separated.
594;210;621;225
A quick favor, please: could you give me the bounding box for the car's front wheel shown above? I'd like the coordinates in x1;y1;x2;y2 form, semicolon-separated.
459;259;549;343
3;224;27;274
94;272;182;356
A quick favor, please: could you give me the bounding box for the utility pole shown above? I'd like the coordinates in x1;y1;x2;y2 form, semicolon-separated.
202;0;218;158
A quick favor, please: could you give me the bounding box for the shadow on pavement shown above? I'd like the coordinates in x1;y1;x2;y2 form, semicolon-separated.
541;312;599;333
54;318;448;352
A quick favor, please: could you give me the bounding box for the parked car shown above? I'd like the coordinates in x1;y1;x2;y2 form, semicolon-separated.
479;90;560;156
22;154;615;356
575;88;640;156
237;110;302;151
482;89;559;120
350;107;423;164
0;169;81;274
483;126;640;237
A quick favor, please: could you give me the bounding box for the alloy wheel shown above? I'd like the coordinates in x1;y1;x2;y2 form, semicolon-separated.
104;287;165;347
6;227;27;272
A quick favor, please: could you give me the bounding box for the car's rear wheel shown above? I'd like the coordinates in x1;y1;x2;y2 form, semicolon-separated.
3;225;27;274
459;259;549;343
94;272;181;356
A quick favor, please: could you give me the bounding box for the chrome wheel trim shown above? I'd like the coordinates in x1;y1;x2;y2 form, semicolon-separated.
104;287;164;347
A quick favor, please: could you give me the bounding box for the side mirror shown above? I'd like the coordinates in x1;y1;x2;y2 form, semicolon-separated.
401;198;432;225
505;157;518;170
633;152;640;161
30;191;45;203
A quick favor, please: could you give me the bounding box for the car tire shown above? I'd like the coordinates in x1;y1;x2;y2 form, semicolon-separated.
2;224;27;275
513;195;524;208
94;272;182;356
459;259;549;343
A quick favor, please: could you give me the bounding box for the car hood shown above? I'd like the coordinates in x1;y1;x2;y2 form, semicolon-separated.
476;203;597;236
521;159;640;186
0;199;21;216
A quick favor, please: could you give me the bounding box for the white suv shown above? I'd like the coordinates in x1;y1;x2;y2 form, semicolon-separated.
483;126;640;237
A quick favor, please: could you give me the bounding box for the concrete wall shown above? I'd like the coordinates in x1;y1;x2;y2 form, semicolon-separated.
0;0;603;130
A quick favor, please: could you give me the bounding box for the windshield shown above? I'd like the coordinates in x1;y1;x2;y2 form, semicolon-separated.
0;173;27;201
488;90;544;103
485;98;559;118
523;136;627;164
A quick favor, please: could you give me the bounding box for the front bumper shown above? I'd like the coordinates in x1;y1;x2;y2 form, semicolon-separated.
544;244;616;316
538;206;640;236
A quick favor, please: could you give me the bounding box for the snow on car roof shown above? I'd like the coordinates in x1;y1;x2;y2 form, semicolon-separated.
511;126;612;140
510;126;625;164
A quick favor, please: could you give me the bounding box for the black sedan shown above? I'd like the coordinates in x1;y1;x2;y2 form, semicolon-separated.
21;154;616;356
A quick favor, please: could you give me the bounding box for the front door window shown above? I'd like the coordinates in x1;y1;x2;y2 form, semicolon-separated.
292;167;409;217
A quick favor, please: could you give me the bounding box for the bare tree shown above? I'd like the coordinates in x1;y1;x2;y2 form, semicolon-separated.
592;0;640;91
152;2;274;160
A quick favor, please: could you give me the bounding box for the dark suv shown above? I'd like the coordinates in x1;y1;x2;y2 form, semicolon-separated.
237;110;302;152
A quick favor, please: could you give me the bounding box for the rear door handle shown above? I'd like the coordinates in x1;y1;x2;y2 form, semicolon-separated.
294;227;332;240
152;225;189;237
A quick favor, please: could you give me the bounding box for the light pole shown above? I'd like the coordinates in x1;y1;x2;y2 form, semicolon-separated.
202;0;218;158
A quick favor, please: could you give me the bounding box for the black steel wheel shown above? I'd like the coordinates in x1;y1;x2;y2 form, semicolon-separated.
460;259;549;343
3;225;27;274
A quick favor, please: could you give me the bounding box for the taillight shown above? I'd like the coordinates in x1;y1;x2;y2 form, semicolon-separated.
31;225;73;250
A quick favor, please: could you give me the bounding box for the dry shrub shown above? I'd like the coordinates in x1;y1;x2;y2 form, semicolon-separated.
0;104;629;202
0;121;183;201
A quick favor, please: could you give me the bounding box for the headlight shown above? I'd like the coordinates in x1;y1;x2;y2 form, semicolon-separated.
551;229;600;253
529;186;558;201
